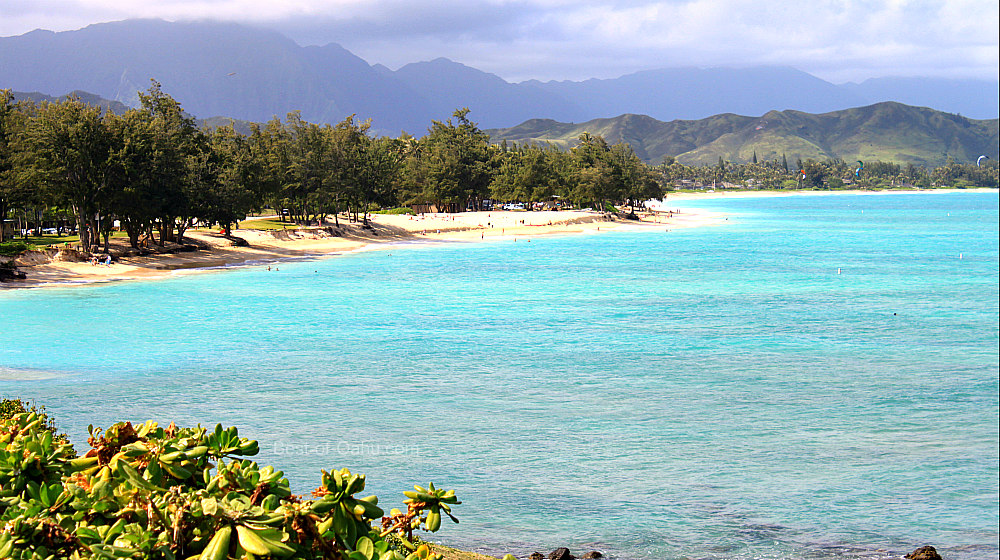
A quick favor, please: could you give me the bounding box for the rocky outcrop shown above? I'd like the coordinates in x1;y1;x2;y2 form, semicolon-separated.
548;548;573;560
905;546;943;560
0;264;27;281
267;227;339;241
524;547;602;560
11;247;105;265
13;248;59;266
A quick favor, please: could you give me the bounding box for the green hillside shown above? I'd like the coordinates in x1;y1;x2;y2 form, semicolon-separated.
487;102;999;166
12;90;131;114
198;115;258;135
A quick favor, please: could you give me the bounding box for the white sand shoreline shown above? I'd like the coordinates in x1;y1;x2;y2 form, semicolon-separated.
1;208;723;289
2;188;993;290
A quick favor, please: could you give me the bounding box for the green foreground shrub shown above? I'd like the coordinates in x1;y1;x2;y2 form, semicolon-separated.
0;398;65;443
0;406;459;560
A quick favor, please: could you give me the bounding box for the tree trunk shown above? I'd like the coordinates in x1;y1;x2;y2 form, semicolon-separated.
73;205;91;253
90;215;100;251
125;224;141;249
159;220;176;245
176;218;193;243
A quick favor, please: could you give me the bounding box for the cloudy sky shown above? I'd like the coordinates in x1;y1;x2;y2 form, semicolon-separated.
1;0;997;84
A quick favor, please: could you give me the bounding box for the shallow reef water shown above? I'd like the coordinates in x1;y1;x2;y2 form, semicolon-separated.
2;191;997;560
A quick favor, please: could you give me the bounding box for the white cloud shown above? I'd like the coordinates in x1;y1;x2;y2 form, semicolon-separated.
0;0;996;82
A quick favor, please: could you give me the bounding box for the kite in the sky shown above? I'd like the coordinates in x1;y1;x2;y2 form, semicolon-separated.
855;160;864;179
977;155;989;167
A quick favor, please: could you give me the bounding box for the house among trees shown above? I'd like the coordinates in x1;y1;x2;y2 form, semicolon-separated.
672;179;706;189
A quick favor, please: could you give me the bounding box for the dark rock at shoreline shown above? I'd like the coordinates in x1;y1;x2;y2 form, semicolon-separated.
905;546;943;560
529;553;543;560
548;548;573;560
0;267;27;281
581;552;603;559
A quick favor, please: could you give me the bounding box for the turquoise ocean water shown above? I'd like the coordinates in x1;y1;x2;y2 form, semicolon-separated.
1;191;997;559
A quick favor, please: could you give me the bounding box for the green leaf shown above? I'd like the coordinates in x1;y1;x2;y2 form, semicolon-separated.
201;497;218;517
356;536;375;558
116;459;164;493
75;526;101;541
103;518;126;544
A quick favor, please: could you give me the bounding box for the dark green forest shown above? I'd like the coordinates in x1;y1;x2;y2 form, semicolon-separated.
1;85;996;253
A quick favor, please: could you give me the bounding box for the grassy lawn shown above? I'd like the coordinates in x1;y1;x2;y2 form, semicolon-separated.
0;231;144;254
11;231;134;248
239;217;294;230
9;234;81;248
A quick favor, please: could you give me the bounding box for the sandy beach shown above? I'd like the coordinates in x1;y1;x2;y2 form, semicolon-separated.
0;207;723;289
3;188;992;289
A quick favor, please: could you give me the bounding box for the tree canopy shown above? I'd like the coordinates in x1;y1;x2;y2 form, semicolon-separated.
1;85;996;250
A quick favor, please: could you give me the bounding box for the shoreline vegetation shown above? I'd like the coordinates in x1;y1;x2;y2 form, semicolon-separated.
1;207;712;288
2;87;996;260
2;188;994;290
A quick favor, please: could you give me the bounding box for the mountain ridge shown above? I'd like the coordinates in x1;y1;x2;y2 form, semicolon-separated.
487;102;1000;167
2;19;998;133
9;87;997;168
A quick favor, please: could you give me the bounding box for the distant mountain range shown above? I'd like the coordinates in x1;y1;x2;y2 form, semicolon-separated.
13;88;996;167
488;103;999;167
2;19;998;134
